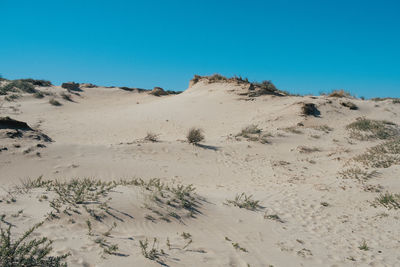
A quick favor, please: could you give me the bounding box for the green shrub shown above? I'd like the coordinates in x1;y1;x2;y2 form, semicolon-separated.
0;222;70;266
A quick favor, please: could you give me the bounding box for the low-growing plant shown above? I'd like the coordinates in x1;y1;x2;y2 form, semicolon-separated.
1;80;37;95
358;240;369;251
187;127;204;144
60;92;73;102
341;101;358;110
49;98;62;106
354;138;400;168
139;238;163;261
346;118;399;140
226;193;261;210
374;192;400;209
328;89;351;98
338;167;378;182
298;146;321;153
4;94;20;101
144;132;159;142
301;103;319;116
33;91;45;98
0;222;70;266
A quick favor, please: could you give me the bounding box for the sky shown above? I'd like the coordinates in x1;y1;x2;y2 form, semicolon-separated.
0;0;399;98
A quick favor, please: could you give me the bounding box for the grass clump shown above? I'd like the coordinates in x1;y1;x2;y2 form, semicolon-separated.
328;89;351;98
4;94;21;101
139;238;164;262
187;127;204;144
374;192;400;209
237;124;270;144
354;138;400;168
346;117;399;140
33;91;45;98
226;193;261;211
298;146;321;153
0;222;70;266
144;132;159;142
341;101;358;110
49;98;62;106
358;240;369;251
338;167;378;182
301;103;319;116
19;79;52;87
60;92;73;102
0;80;37;95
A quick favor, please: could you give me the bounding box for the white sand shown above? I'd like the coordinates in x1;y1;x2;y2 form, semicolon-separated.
1;80;399;266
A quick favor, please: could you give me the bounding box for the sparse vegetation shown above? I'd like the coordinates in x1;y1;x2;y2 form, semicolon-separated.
49;98;62;106
328;89;351;98
298;146;321;153
60;92;73;102
236;124;270;144
311;125;333;133
264;213;284;223
4;94;20;101
374;192;400;209
187;127;205;144
301;103;319;116
144;132;159;142
358;240;369;251
282;126;303;134
19;79;52;87
341;101;358;110
34;91;45;98
354;138;400;168
346;118;399;140
0;80;37;95
139;238;163;262
0;222;70;266
226;193;261;211
339;167;378;182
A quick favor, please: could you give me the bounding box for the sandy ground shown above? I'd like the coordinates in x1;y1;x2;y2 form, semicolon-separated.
1;80;400;266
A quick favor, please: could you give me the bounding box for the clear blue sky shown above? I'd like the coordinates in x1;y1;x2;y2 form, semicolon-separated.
1;0;399;98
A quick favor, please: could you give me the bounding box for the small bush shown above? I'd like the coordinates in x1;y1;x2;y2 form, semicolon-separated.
60;92;73;102
341;101;358;110
226;193;261;210
0;80;36;95
354;138;400;168
144;132;159;142
34;91;45;98
301;103;319;116
49;98;62;106
374;192;400;209
0;222;70;266
187;128;204;144
4;94;20;101
328;89;351;98
19;79;52;87
346;118;399;140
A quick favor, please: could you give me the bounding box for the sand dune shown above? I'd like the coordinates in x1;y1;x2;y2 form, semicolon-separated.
1;77;399;266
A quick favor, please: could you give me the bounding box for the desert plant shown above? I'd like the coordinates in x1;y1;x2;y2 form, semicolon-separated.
0;222;70;266
0;80;37;95
239;124;262;137
60;92;73;102
226;193;261;210
298;146;321;153
19;79;52;87
354;138;400;168
301;103;319;116
358;240;369;251
33;91;45;98
341;101;358;110
374;192;400;209
4;94;20;101
49;98;62;106
144;132;159;142
346;118;399;140
338;167;378;182
328;89;351;98
139;238;162;261
187;127;204;144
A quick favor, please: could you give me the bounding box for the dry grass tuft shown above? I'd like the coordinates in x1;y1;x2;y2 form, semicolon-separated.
346;118;399;140
187;128;205;144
